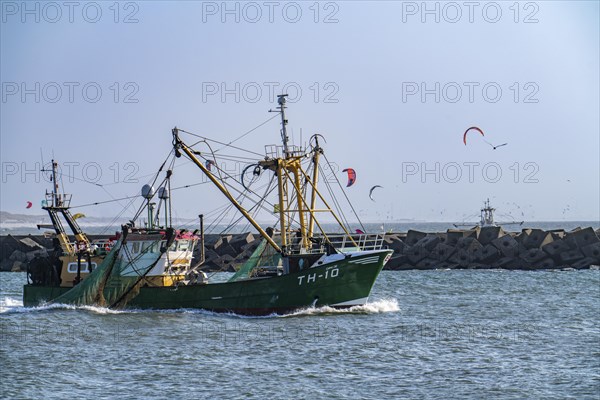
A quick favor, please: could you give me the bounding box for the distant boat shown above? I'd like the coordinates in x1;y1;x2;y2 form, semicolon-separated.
454;198;524;229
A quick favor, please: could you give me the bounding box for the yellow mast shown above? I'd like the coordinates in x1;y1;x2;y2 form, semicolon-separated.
291;162;308;249
41;159;91;255
175;95;359;256
173;128;282;254
275;160;287;249
307;137;322;239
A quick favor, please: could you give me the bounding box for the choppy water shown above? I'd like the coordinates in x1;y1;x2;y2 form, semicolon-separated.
1;270;599;399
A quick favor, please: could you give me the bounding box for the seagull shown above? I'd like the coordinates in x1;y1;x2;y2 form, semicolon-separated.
483;139;508;150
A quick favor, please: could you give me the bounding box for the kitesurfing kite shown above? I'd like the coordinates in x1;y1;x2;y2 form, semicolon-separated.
369;185;383;201
463;126;485;145
463;126;507;150
342;168;356;187
25;201;32;209
72;213;86;220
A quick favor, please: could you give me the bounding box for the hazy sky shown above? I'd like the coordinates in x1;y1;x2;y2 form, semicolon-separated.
1;1;599;225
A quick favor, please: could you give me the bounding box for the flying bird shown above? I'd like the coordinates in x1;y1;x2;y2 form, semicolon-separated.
489;142;508;150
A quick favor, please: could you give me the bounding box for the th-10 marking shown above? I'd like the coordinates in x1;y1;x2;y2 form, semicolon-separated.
297;267;339;286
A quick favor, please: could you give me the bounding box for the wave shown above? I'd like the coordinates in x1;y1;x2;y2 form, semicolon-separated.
280;298;400;318
0;297;24;313
157;298;401;319
1;296;400;318
0;297;126;315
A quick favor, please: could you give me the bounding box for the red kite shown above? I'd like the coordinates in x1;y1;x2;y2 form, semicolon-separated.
463;126;485;145
342;168;356;187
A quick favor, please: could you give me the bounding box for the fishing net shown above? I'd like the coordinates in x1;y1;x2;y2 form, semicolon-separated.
51;233;170;308
228;238;281;282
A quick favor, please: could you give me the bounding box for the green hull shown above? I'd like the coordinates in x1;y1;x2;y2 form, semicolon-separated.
23;250;392;315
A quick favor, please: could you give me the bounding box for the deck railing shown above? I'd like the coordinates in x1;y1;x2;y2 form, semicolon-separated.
288;233;385;254
264;144;306;159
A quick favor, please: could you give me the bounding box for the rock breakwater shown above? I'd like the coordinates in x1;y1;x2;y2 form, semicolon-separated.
2;227;599;273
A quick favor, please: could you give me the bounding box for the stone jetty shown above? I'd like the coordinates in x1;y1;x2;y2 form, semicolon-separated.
1;227;599;273
383;227;600;270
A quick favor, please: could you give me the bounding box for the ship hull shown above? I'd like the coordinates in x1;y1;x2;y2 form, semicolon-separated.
23;250;392;315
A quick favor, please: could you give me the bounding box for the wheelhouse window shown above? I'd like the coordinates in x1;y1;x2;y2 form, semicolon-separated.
67;262;97;273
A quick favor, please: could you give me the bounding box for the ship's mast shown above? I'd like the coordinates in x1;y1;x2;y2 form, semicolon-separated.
41;160;90;255
307;135;322;239
480;198;496;227
274;94;290;156
264;95;356;253
174;97;357;257
267;94;308;252
51;160;60;207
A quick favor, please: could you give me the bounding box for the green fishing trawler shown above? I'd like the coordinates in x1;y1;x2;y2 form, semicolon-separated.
24;96;392;315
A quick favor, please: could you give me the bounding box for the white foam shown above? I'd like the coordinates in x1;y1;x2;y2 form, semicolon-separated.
0;297;125;315
0;297;400;317
0;297;24;313
281;298;400;317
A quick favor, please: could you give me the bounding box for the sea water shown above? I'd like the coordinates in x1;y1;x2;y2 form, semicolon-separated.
1;270;598;399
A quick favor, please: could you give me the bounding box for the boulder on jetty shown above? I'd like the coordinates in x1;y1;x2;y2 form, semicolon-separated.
478;226;504;245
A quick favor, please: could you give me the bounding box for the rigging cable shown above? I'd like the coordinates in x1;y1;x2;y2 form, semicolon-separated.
214;112;280;152
178;129;265;158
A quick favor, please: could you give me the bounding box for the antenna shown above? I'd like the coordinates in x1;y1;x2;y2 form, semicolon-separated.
141;184;155;229
158;186;170;228
269;94;289;156
39;148;45;175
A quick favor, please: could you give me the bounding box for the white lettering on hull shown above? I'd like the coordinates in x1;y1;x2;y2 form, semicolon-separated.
297;267;339;286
